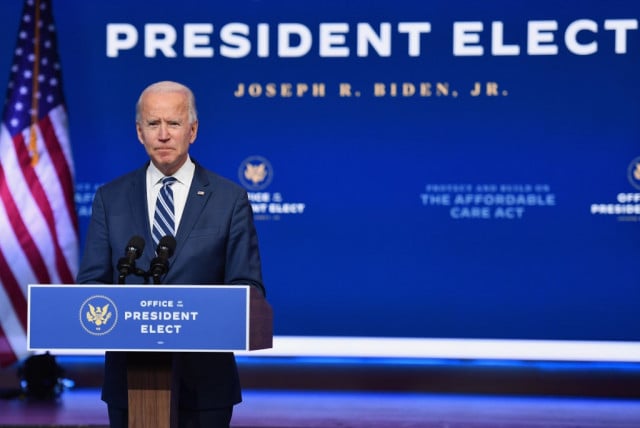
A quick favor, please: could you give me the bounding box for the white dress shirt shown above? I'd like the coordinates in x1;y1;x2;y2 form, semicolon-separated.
146;157;195;235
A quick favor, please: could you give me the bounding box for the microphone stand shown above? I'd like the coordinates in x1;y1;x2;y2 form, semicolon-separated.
149;258;170;285
117;259;150;284
117;257;136;284
127;246;179;428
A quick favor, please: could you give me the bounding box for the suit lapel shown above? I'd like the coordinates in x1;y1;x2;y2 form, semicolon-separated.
173;163;212;262
128;164;155;265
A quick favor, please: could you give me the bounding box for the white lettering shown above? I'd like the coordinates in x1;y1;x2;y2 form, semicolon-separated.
145;23;177;57
453;22;483;56
494;207;525;219
141;324;183;334
124;311;198;320
139;300;174;307
565;19;598;55
184;23;214;57
398;22;431;56
105;19;638;59
617;193;640;203
257;23;270;57
492;21;520;55
357;23;391;57
248;192;271;202
220;23;251;58
278;23;312;57
450;206;491;219
604;19;638;54
528;20;558;55
106;23;138;57
319;23;349;57
268;203;306;214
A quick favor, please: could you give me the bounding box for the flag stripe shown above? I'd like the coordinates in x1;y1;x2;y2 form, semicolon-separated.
0;325;19;368
40;134;80;280
0;124;53;285
0;162;52;284
15;127;68;282
31;113;79;280
0;244;27;367
0;142;38;292
0;239;27;332
41;112;78;231
16;126;74;283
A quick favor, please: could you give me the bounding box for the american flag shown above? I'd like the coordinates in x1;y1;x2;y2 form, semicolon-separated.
0;0;78;367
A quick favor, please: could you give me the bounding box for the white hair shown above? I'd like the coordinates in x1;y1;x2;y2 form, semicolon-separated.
135;81;198;124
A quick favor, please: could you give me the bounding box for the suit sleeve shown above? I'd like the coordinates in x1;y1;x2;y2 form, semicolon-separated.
76;187;114;284
224;190;265;296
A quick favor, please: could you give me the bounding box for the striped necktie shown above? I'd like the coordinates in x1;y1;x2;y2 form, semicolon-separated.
152;176;177;246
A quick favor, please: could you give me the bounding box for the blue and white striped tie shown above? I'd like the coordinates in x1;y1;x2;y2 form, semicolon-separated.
152;176;177;246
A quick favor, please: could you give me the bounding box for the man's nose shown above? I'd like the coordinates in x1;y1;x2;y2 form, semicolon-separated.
158;123;170;140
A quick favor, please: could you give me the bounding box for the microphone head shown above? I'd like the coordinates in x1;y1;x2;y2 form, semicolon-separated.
126;235;145;259
158;235;177;257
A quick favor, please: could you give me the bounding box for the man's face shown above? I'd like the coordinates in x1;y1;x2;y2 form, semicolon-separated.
136;90;198;176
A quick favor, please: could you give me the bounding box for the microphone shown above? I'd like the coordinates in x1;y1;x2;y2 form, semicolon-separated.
149;235;177;284
117;235;145;284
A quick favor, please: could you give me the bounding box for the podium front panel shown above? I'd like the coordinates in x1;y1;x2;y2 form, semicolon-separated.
27;284;258;353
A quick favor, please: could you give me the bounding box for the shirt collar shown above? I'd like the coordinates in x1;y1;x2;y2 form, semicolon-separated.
148;156;194;186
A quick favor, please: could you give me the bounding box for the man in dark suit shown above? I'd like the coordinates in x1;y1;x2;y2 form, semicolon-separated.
76;81;264;428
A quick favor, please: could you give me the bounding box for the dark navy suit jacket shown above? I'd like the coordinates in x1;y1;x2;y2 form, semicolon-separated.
76;160;264;409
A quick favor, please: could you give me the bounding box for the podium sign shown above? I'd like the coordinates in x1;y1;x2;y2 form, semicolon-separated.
27;284;272;353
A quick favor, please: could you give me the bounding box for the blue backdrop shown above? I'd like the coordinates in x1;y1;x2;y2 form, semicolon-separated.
1;1;638;345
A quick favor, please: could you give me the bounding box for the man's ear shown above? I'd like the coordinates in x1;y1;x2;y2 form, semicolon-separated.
189;120;199;144
136;123;144;144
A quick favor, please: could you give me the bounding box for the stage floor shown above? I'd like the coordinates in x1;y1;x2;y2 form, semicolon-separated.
0;388;639;428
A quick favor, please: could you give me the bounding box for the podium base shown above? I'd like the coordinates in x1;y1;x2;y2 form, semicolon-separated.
127;352;179;428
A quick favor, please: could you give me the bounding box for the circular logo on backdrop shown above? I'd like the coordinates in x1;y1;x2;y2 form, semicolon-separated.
79;295;118;336
628;156;640;190
238;155;274;190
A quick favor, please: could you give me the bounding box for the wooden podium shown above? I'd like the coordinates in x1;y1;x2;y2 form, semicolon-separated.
127;352;178;428
27;284;273;428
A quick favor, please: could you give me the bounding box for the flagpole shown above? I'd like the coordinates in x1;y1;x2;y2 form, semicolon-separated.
29;0;41;167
